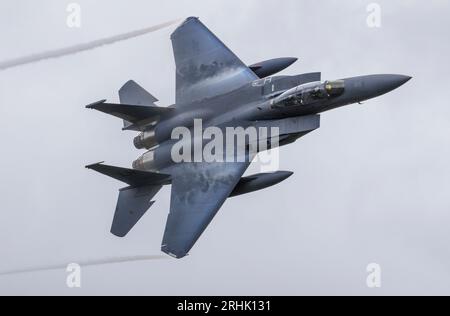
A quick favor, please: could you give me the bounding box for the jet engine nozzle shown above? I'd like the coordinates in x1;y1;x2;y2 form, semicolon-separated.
132;150;155;170
133;129;158;149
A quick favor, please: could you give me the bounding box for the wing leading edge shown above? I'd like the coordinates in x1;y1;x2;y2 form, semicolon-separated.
171;17;258;105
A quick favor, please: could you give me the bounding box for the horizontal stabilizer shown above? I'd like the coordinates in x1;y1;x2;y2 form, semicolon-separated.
86;162;171;186
111;185;162;237
86;100;172;127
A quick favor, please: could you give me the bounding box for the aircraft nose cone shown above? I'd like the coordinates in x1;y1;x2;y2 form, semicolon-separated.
367;74;412;95
343;74;412;102
385;74;412;89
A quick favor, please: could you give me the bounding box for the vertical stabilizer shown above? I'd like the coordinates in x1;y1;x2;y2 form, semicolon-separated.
119;80;159;129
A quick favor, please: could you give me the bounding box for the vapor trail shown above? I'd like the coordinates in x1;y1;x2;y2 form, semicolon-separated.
0;19;180;71
0;255;167;276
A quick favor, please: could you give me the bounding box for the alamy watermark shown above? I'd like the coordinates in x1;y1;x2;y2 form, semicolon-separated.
66;263;81;288
366;263;381;288
66;3;81;28
366;3;382;28
170;119;280;171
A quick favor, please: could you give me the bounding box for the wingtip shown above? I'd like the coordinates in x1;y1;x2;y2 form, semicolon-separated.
171;17;201;39
161;246;188;259
85;161;105;169
184;16;200;23
85;99;107;109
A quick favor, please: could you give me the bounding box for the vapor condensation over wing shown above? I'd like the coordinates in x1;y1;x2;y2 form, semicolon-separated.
0;19;180;71
0;255;167;276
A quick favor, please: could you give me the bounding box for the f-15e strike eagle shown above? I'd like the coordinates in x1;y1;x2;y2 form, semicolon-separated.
86;17;411;259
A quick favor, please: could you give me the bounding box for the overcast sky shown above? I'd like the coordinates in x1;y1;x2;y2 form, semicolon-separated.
0;0;449;295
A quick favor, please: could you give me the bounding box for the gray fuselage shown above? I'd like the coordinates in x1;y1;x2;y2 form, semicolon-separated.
156;74;410;139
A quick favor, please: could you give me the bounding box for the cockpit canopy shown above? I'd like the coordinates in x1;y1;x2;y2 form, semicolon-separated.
272;79;346;108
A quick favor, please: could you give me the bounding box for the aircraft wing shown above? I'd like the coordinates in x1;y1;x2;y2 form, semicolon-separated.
161;161;250;258
171;17;258;105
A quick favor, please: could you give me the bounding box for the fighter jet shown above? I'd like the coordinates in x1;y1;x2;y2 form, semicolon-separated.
86;17;411;259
